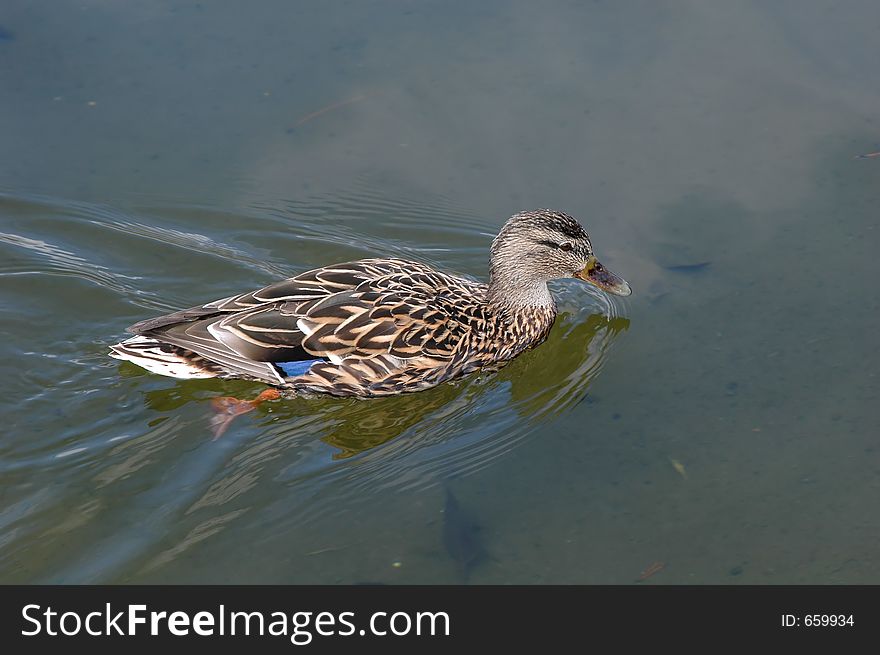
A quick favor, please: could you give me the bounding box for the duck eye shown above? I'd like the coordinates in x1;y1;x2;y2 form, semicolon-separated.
559;241;573;252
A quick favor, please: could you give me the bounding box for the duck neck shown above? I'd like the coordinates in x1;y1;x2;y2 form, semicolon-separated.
486;268;557;321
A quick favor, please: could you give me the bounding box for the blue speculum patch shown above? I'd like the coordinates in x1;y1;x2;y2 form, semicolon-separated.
276;359;321;377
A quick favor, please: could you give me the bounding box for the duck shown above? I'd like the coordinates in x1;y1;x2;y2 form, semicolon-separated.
111;209;631;407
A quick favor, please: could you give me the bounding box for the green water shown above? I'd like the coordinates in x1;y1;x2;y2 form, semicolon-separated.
1;1;878;584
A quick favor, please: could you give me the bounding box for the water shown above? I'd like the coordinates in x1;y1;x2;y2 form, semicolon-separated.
1;1;878;584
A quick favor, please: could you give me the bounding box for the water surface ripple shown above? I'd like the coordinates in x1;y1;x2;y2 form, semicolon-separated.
0;188;628;582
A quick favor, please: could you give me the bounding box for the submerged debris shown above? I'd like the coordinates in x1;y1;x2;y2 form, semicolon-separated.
442;486;487;583
669;457;688;480
293;94;369;127
636;560;666;582
664;261;711;274
305;545;347;557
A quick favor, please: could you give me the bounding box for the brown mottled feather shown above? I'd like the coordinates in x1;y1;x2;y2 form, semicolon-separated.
122;258;556;394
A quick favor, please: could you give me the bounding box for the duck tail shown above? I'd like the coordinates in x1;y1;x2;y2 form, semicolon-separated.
109;335;220;379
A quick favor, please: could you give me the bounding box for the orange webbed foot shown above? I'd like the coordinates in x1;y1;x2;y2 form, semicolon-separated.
209;388;282;438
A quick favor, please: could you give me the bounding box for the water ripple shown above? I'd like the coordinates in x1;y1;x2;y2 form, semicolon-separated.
0;186;630;582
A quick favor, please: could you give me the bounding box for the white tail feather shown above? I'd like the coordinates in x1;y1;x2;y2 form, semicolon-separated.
109;336;217;379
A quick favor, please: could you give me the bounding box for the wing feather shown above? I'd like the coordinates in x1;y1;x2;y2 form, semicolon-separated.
123;258;486;384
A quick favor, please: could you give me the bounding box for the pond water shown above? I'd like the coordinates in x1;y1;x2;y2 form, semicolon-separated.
1;0;878;584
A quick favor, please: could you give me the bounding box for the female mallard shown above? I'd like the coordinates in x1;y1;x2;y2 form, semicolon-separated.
111;210;630;420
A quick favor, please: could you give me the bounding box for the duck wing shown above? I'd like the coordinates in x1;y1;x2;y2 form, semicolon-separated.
123;259;483;385
294;269;481;362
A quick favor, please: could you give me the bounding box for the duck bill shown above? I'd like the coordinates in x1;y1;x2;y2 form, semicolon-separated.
575;256;632;296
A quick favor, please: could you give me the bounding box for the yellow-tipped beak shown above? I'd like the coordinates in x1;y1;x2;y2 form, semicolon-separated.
575;256;632;296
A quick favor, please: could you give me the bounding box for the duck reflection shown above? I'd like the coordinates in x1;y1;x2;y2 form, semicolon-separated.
137;309;629;462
